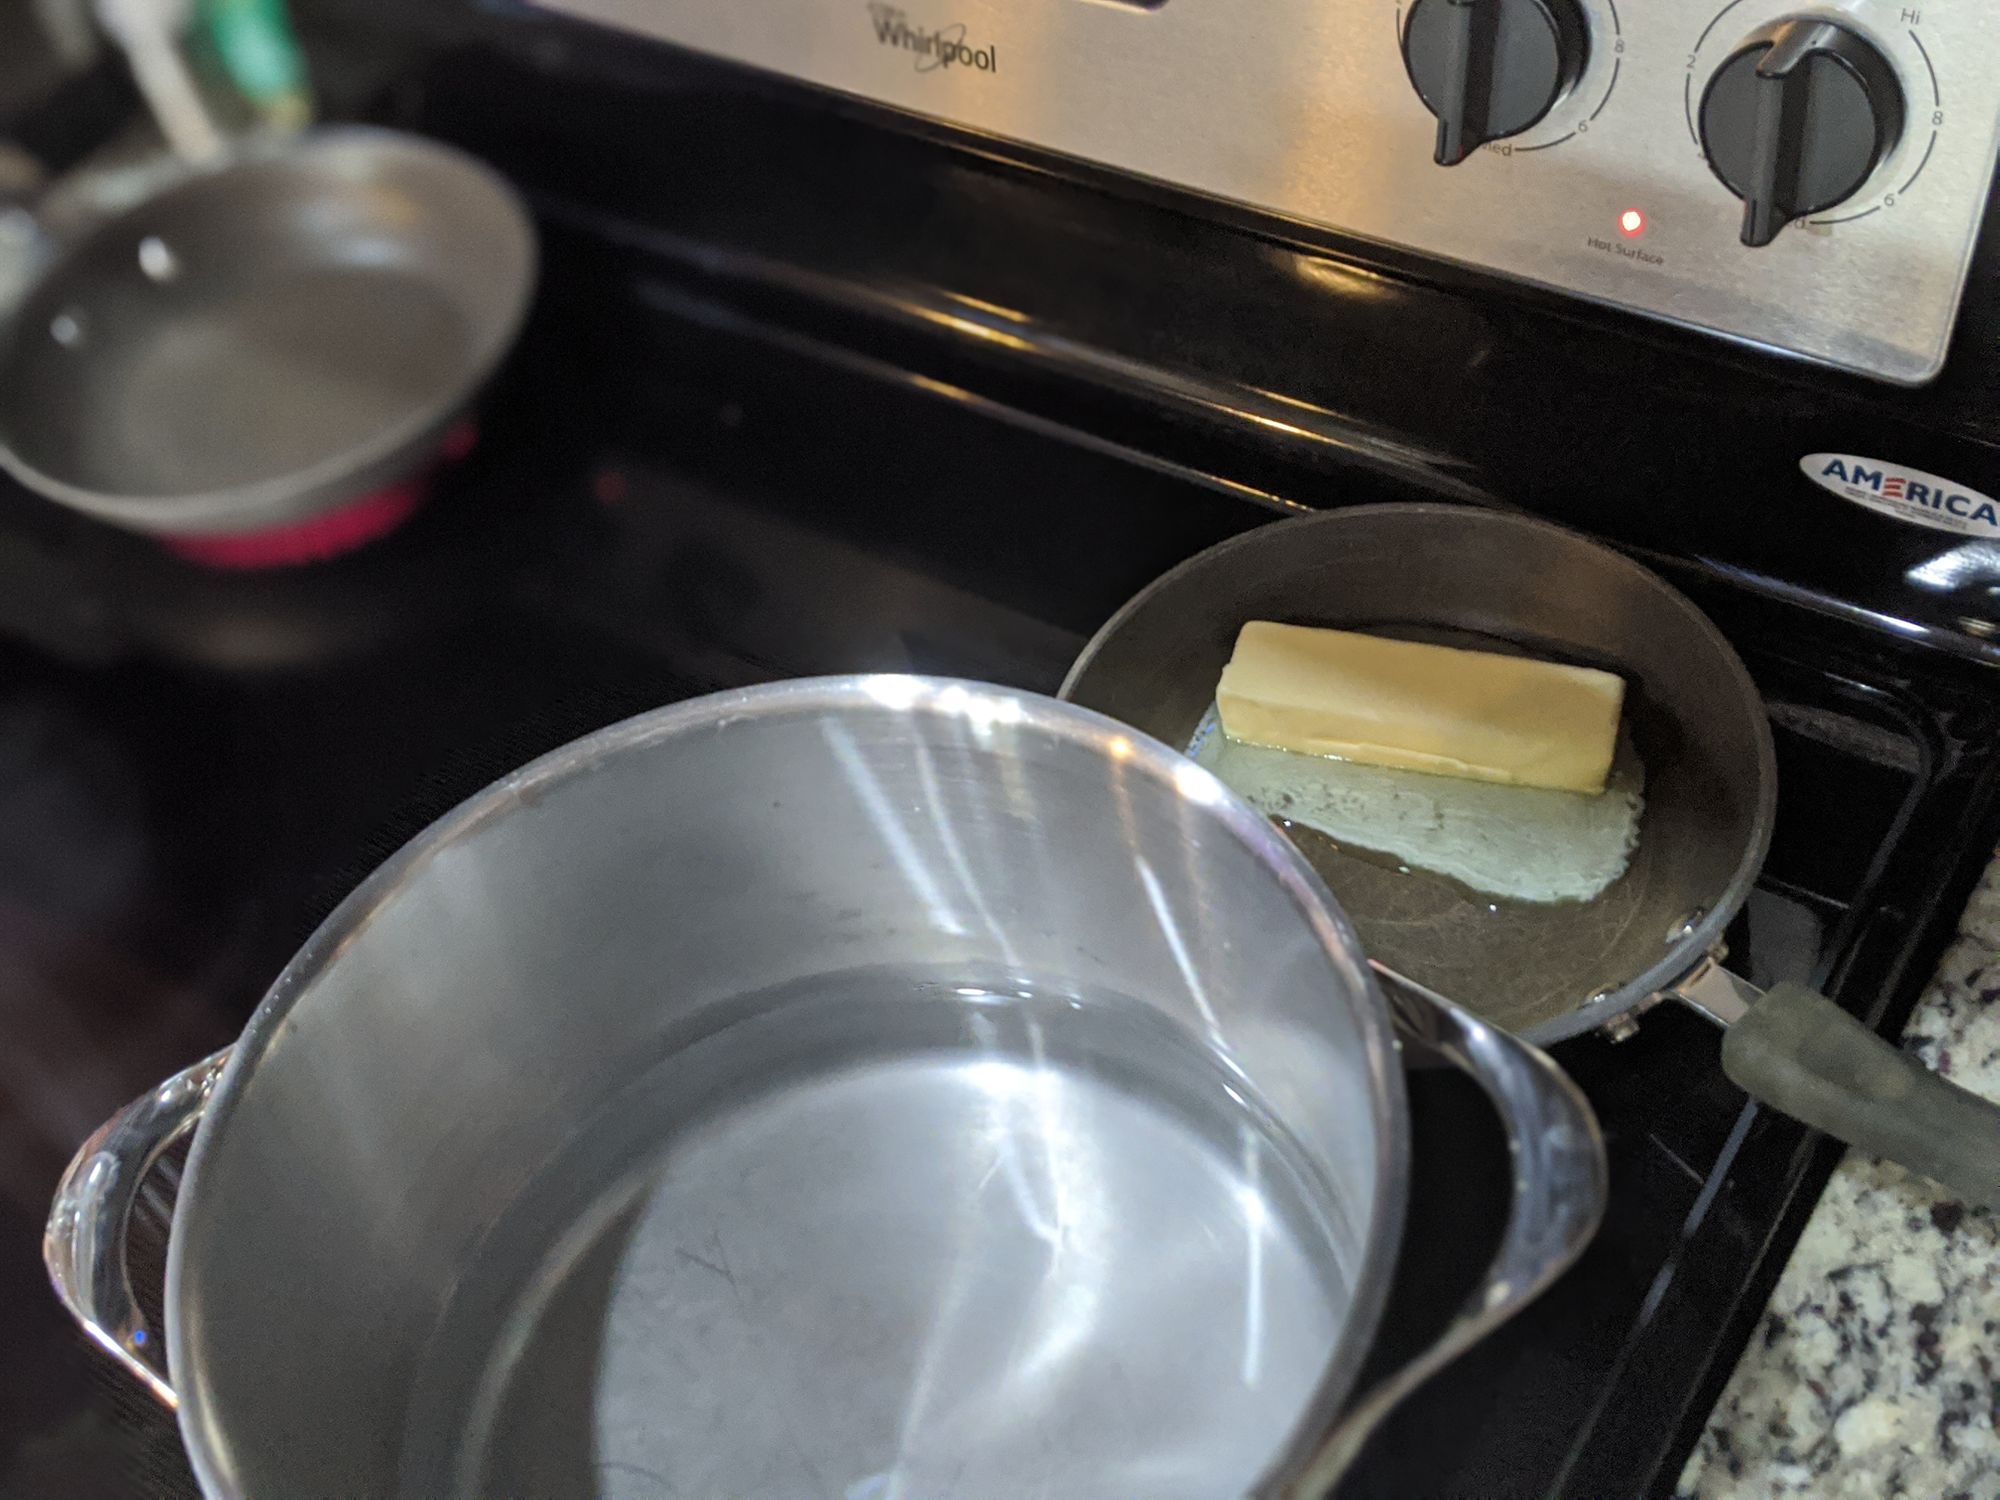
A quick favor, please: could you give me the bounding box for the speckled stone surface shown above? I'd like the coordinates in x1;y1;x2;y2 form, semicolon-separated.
1678;854;2000;1500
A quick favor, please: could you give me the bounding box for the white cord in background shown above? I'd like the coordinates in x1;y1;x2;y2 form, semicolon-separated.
94;0;225;165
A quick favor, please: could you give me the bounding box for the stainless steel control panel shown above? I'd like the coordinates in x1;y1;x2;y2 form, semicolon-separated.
532;0;2000;383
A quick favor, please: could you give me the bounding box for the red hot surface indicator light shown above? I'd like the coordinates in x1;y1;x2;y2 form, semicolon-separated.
1618;208;1647;239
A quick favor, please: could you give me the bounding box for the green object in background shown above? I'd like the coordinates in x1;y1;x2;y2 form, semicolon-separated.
196;0;312;127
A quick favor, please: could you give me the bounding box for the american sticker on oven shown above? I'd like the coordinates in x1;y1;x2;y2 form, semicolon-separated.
1802;453;2000;538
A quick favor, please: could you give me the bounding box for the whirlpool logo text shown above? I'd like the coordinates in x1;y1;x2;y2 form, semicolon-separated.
867;4;998;72
1802;454;2000;539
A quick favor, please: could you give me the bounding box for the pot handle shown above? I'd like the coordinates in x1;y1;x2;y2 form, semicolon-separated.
1711;980;2000;1209
1284;964;1607;1495
43;1049;230;1410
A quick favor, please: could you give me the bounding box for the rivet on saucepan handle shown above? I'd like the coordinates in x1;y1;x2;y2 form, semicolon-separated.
1667;908;1708;944
43;1049;231;1410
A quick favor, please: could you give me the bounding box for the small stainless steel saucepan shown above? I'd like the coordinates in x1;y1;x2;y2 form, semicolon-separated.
47;678;1602;1498
1062;503;2000;1209
0;127;535;539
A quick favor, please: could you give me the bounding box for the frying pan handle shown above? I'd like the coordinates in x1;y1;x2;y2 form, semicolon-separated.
43;1049;229;1410
1720;981;2000;1209
1283;965;1608;1497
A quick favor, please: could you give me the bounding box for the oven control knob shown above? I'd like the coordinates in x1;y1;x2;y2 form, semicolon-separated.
1402;0;1591;166
1699;18;1905;247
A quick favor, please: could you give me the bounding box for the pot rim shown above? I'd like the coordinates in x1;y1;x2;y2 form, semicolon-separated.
167;674;1412;1499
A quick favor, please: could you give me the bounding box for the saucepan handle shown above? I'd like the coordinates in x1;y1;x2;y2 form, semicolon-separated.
43;1049;230;1410
1282;965;1608;1496
1719;981;2000;1208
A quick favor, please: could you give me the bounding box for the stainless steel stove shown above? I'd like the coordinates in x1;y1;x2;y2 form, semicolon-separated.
530;0;2000;383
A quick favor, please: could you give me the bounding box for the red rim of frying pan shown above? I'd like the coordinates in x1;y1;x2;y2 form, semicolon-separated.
160;422;478;570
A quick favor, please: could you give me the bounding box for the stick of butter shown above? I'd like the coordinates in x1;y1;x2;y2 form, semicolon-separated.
1214;621;1626;795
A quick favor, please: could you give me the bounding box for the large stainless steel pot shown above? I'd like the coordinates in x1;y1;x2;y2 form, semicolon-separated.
46;677;1602;1498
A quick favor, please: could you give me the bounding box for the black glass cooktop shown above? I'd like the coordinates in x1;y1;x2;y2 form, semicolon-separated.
6;206;2000;1498
6;16;2000;1497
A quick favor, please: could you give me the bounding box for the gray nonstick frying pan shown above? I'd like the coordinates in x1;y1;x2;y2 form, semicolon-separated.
1061;503;2000;1208
0;127;534;538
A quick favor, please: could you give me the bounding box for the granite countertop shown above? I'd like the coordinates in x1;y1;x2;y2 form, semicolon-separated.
1678;854;2000;1500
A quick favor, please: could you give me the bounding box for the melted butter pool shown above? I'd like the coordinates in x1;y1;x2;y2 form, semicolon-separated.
1192;708;1645;905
